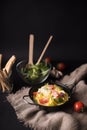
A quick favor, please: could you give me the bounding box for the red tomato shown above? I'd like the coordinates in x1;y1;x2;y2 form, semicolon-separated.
57;62;66;71
44;57;51;63
74;101;84;112
39;98;49;104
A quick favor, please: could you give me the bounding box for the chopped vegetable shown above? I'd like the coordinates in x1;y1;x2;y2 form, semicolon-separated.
20;62;50;82
39;98;49;104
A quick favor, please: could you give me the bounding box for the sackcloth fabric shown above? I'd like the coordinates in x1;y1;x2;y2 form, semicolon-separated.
7;64;87;130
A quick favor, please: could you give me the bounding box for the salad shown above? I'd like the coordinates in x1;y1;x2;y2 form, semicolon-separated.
20;62;50;82
33;83;69;106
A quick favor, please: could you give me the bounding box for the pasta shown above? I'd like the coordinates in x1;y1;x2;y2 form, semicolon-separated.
33;84;69;106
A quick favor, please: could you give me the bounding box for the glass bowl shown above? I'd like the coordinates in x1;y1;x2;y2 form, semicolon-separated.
16;60;51;85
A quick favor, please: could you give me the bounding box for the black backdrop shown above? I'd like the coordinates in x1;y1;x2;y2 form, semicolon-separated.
0;2;87;130
0;0;87;62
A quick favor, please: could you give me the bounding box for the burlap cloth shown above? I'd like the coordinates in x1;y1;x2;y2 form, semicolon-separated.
7;64;87;130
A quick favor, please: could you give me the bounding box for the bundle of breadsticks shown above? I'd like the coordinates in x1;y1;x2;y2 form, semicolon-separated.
0;54;16;93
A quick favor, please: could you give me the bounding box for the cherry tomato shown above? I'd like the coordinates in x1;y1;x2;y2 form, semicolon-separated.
56;62;66;71
44;57;51;63
74;101;84;112
39;98;49;104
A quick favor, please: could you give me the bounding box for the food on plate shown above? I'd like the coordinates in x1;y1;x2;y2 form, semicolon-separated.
0;54;16;92
20;62;51;82
33;83;69;106
73;101;85;112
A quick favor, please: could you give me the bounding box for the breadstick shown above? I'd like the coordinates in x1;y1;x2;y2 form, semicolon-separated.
0;70;11;92
0;82;5;92
0;54;2;70
2;68;8;78
0;55;15;93
0;80;6;92
3;81;11;91
4;55;16;74
0;72;6;92
0;80;10;92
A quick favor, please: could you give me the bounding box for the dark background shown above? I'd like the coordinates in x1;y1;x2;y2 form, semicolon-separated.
0;1;87;130
0;0;87;62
